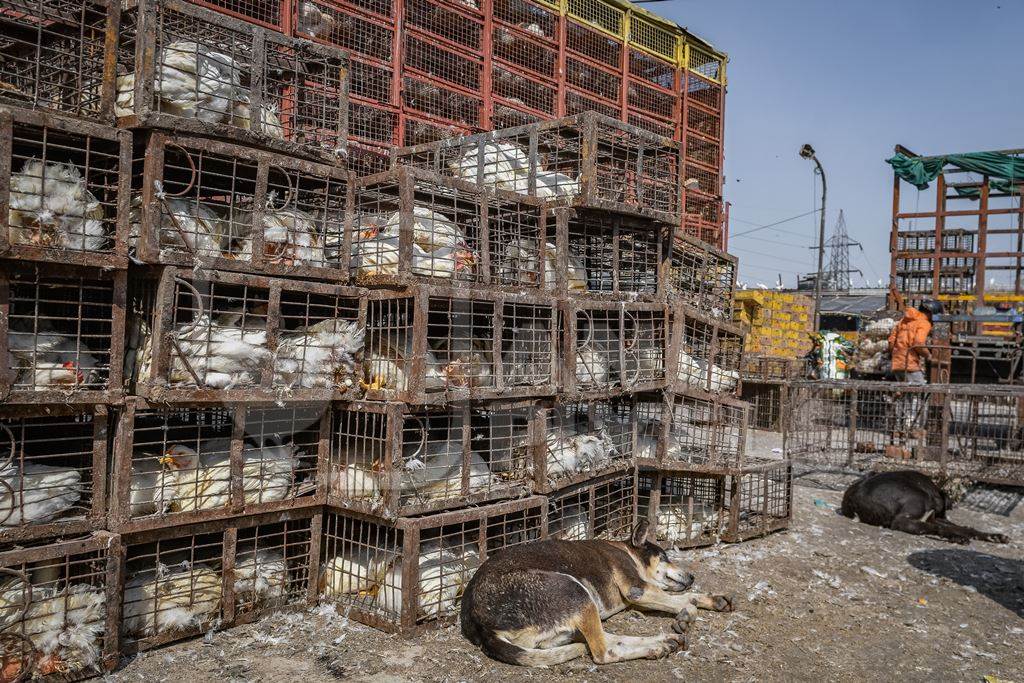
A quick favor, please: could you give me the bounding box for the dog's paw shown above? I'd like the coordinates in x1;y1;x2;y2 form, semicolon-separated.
949;534;971;545
648;632;687;659
672;609;695;634
984;533;1009;544
711;595;734;613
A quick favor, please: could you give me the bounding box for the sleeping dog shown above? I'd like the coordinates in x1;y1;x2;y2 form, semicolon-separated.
461;520;733;666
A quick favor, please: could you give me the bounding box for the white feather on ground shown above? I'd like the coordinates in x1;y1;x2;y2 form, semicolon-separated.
121;561;222;638
0;461;82;527
8;159;108;252
274;318;364;390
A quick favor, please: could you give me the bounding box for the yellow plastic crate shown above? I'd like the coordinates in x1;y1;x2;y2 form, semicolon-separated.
628;14;678;62
567;0;624;38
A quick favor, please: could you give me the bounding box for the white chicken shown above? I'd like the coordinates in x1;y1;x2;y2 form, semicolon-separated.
7;326;99;390
499;238;586;290
676;349;738;393
400;432;495;504
575;344;612;386
273;318;364;390
8;159;108;252
155;440;299;512
635;420;662;461
449;141;579;198
429;338;493;391
138;313;271;389
351;207;478;280
623;334;664;385
548;502;589;540
655;503;720;547
575;317;620;387
229;90;285;139
361;329;447;393
327;462;380;501
121;561;222;638
0;460;82;527
233;548;288;608
128;190;230;257
126;454;180;517
543;417;619;480
116;41;241;124
233;195;324;267
374;540;479;619
0;580;106;678
318;546;389;598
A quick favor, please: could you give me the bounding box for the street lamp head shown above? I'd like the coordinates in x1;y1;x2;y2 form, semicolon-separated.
799;144;816;160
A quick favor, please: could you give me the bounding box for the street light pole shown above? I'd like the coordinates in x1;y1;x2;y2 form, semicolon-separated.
800;144;827;330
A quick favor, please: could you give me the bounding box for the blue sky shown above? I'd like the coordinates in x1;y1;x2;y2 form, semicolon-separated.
654;0;1024;287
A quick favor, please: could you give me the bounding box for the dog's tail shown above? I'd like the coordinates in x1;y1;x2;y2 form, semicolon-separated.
478;631;587;667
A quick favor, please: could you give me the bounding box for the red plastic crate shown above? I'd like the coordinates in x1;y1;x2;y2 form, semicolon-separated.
564;88;620;119
402;76;483;128
349;57;396;105
492;25;559;80
349;100;400;145
565;56;621;103
184;0;287;30
295;0;396;64
404;32;483;90
491;62;557;116
490;101;544;129
404;0;484;51
565;18;622;69
493;0;559;41
401;113;472;146
628;110;676;140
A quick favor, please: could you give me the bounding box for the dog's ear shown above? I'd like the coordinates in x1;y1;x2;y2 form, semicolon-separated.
630;519;651;547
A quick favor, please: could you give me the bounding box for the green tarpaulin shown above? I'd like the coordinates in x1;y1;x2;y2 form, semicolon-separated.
886;151;1024;196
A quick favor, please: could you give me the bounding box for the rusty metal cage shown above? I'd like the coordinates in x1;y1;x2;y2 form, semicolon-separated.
0;405;108;544
350;166;549;290
188;0;288;31
110;399;327;533
637;468;724;549
132;131;348;279
362;286;557;403
561;300;668;395
118;0;349;160
670;231;736;318
119;508;320;653
546;468;635;541
535;397;633;492
786;380;1024;486
349;101;400;147
318;496;543;632
634;389;747;470
394;112;684;223
0;0;119;122
1;263;125;404
402;113;472;148
671;303;743;396
722;458;791;543
739;381;785;432
327;400;533;517
0;107;130;267
554;207;670;299
295;0;397;82
0;532;120;681
125;267;365;402
740;355;811;383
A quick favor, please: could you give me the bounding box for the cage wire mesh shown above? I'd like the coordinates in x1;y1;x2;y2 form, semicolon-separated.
232;515;315;621
563;210;665;297
622;307;667;388
114;402;324;528
294;0;396;67
2;112;127;261
0;534;116;680
4;265;119;398
319;499;543;631
0;408;106;540
673;309;741;395
539;399;632;489
670;235;736;318
723;459;792;542
638;469;724;548
134;133;347;276
0;0;117;121
328;402;532;516
546;469;635;541
570;306;623;392
117;0;348;157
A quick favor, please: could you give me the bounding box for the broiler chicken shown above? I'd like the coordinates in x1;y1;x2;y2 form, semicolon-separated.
229;91;285;139
499;238;586;290
361;328;447;393
274;317;364;390
548;502;589;540
128;190;230;257
233;548;288;608
121;561;222;638
136;313;271;389
0;579;105;679
126;453;180;517
677;348;738;393
7;326;99;390
575;317;620;387
428;337;493;390
297;1;335;36
0;460;82;527
234;194;325;267
374;539;479;619
8;159;108;252
318;545;389;597
655;503;720;546
351;207;478;280
116;41;241;124
543;416;619;480
400;431;495;504
449;141;579;198
155;440;299;512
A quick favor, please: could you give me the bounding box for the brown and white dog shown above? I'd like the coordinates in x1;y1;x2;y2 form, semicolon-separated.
460;521;733;666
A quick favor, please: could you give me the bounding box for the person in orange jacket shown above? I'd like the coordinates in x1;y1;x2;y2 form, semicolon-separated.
888;299;942;384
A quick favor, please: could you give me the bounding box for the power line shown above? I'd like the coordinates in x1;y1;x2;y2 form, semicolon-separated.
730;234;808;249
729;209;822;238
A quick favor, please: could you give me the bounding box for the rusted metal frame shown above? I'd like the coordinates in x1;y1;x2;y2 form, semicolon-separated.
480;0;494;129
0;107;131;268
931;173;946;302
1;263;126;404
137;132;348;281
975;181;990;306
544;468;635;540
122;0;349;163
888;169;902;307
846;387;858;467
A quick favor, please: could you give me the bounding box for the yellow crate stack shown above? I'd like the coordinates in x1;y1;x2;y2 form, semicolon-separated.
734;291;814;358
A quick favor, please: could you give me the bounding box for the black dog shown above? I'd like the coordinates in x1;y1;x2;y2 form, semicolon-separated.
840;470;1009;545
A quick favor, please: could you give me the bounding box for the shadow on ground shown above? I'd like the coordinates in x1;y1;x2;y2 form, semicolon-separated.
908;549;1024;618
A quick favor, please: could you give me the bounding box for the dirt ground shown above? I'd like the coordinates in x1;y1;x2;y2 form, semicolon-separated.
106;431;1024;683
